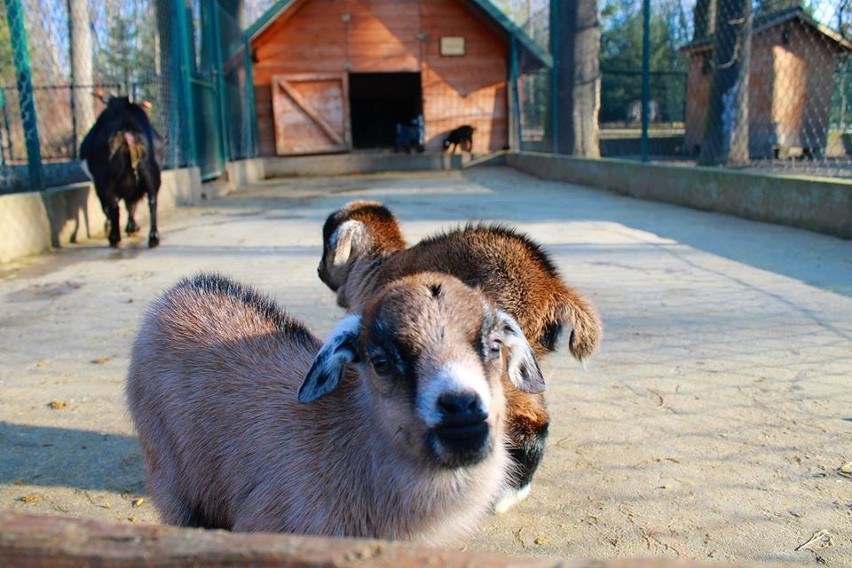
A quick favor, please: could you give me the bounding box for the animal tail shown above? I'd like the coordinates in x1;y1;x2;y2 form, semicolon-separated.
553;288;603;365
108;131;147;174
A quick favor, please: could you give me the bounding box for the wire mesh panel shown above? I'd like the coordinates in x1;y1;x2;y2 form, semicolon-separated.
599;0;690;159
2;0;850;194
1;0;42;191
218;4;257;161
1;0;182;192
518;68;551;151
486;1;551;151
684;0;851;176
0;0;274;193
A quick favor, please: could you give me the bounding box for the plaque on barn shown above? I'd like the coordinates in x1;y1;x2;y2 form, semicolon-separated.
440;37;465;56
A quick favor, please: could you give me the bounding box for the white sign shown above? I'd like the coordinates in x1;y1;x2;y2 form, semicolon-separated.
440;37;466;57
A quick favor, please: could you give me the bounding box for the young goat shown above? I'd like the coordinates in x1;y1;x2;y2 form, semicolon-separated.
442;125;475;153
318;200;603;512
80;94;163;248
126;272;543;544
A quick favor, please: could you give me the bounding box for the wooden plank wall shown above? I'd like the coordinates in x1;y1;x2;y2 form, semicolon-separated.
251;0;508;155
253;0;347;156
348;0;421;72
421;0;507;152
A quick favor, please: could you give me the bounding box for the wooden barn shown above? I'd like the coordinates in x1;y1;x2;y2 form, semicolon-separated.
682;7;852;159
245;0;550;156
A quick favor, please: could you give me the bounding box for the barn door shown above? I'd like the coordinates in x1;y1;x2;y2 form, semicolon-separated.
271;74;350;155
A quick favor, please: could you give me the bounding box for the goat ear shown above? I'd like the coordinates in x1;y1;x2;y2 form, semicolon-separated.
330;220;370;268
299;315;361;403
497;310;545;394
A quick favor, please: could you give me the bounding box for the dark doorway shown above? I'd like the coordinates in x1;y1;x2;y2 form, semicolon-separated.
349;72;422;149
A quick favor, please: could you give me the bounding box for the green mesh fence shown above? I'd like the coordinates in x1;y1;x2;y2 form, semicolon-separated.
0;0;259;193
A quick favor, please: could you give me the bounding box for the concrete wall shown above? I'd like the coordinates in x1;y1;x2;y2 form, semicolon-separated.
0;168;203;264
3;152;849;265
263;153;462;178
508;152;852;239
224;158;266;189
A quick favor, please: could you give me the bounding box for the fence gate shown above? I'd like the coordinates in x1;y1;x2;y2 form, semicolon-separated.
192;74;226;181
176;1;228;181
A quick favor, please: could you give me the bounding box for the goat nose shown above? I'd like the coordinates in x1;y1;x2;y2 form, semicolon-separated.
437;392;486;425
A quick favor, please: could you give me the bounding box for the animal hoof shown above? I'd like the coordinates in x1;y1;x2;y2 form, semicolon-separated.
109;241;120;249
493;483;532;514
148;236;160;248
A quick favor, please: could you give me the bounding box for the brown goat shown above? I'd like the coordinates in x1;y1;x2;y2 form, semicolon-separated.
126;272;544;543
318;200;603;511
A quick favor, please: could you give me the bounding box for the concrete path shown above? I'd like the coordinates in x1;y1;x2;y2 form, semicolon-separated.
1;166;850;565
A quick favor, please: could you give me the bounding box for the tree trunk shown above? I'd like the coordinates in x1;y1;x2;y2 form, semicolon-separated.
692;0;715;40
698;0;752;166
69;0;95;156
551;0;600;157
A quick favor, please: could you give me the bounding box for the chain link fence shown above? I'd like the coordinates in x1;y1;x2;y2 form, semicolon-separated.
598;0;850;176
1;0;169;191
505;0;850;177
687;0;851;178
0;0;259;193
1;0;850;195
597;0;690;158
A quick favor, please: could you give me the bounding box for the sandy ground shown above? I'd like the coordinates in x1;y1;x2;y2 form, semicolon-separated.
0;167;849;565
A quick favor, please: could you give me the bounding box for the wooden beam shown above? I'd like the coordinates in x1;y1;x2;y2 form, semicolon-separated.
0;512;768;568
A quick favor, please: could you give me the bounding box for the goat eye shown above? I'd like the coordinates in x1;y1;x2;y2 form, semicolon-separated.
370;354;393;375
489;339;503;356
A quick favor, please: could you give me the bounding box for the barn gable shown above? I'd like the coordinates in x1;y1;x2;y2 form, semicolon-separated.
247;0;549;157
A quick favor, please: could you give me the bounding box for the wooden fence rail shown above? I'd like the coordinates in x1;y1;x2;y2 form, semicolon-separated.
0;512;775;568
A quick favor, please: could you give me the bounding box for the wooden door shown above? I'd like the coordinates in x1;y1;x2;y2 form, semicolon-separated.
271;74;350;155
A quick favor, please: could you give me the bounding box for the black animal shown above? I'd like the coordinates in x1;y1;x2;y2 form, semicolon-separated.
394;115;425;154
80;94;163;248
442;125;475;153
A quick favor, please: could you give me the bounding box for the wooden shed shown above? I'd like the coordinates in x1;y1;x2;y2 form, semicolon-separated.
246;0;549;156
682;7;852;159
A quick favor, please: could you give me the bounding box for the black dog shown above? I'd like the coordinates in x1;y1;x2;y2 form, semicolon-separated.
442;125;475;153
80;94;163;248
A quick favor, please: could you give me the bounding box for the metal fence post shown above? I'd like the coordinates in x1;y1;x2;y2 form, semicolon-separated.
509;37;522;151
640;0;650;162
174;0;197;167
549;0;560;154
210;1;230;166
243;34;259;158
4;0;44;191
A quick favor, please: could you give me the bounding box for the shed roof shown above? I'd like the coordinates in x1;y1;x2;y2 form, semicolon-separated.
246;0;552;72
681;6;852;53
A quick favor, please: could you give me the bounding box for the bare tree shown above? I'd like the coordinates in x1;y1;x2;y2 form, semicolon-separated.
69;0;95;154
551;0;600;157
839;1;849;130
698;0;752;166
693;0;715;40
